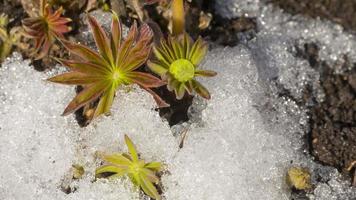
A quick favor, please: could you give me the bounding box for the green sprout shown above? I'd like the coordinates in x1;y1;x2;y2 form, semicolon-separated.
22;0;72;59
96;135;162;200
48;12;168;120
148;33;217;99
0;14;24;62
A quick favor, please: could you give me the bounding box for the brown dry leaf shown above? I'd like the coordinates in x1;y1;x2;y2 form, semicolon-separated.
287;167;312;190
85;0;98;12
199;11;212;30
21;0;40;17
111;0;127;17
72;164;85;179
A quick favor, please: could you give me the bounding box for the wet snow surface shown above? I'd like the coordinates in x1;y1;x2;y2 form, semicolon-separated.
1;1;356;200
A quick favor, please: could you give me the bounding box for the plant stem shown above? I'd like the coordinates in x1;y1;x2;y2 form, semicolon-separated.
172;0;185;35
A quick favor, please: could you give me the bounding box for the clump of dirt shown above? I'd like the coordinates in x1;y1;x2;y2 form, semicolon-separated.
269;0;356;32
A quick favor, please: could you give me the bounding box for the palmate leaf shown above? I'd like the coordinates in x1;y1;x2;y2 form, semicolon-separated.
96;135;163;200
48;12;168;120
148;33;217;100
22;2;71;59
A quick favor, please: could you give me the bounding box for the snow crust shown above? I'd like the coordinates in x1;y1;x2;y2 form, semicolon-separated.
1;0;356;199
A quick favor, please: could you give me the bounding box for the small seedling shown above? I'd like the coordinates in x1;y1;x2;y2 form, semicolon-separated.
22;0;72;59
0;14;26;63
148;33;217;99
96;135;162;200
48;12;168;120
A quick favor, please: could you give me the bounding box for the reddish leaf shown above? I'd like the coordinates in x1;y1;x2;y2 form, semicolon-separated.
62;81;108;115
47;72;102;85
192;79;211;99
56;59;110;75
110;11;122;57
121;46;151;72
195;70;217;77
116;21;138;67
127;72;165;88
61;40;110;68
141;86;169;108
88;15;114;64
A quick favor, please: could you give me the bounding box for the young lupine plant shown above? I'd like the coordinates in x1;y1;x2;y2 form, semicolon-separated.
148;33;217;99
22;0;71;59
48;13;167;119
96;135;162;200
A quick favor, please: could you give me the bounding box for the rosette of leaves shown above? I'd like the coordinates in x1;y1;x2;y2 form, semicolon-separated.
22;0;72;59
148;33;217;99
48;12;167;119
96;135;162;200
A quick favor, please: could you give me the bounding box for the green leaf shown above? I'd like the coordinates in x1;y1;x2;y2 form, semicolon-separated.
192;79;211;99
124;135;139;162
160;39;176;62
139;173;161;200
153;46;172;67
142;168;159;183
93;84;116;118
126;72;165;88
182;33;192;58
175;82;186;100
195;70;217;77
184;80;193;94
147;60;168;76
169;37;183;59
95;165;127;176
103;153;132;166
167;74;180;92
144;162;161;171
88;15;114;64
189;37;207;66
62;81;108;115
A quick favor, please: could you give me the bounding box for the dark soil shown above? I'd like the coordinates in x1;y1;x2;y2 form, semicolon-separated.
269;0;356;33
294;42;356;180
270;0;356;184
153;86;194;126
310;65;356;171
